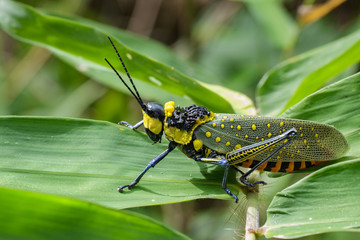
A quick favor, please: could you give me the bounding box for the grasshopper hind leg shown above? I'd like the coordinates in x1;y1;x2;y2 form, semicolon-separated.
232;166;267;187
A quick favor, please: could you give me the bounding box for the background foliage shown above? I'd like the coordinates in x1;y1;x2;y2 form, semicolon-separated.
1;0;360;239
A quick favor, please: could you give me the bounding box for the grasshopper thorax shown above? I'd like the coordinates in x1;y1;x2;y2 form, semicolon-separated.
163;101;215;145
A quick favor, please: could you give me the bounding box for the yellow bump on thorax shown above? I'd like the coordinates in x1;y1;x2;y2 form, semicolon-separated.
143;111;162;134
163;101;215;145
164;101;175;117
193;139;203;151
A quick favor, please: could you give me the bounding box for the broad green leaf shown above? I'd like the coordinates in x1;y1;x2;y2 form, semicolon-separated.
281;72;360;156
0;116;238;209
0;187;189;240
262;159;360;238
257;29;360;116
244;0;298;50
0;0;238;113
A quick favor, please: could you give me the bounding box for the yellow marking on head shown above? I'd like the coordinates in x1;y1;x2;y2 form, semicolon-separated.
315;133;319;138
193;139;203;151
304;140;307;144
237;125;241;130
280;122;284;127
268;132;272;138
252;124;256;130
212;123;216;127
285;161;294;173
164;101;175;117
206;132;211;138
225;141;230;146
215;137;221;142
234;144;241;149
267;123;271;128
143;111;163;135
245;134;249;138
221;124;225;129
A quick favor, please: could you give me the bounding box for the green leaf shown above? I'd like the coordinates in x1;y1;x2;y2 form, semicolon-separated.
257;29;360;116
0;187;189;240
0;116;238;209
280;72;360;156
244;0;298;50
262;158;360;238
0;0;239;113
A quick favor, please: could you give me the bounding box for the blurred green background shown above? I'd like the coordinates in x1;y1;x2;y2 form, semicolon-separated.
1;0;360;239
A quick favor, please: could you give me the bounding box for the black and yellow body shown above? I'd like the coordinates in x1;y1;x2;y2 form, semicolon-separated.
105;36;349;203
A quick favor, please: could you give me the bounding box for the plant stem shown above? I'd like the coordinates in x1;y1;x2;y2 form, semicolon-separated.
244;171;260;240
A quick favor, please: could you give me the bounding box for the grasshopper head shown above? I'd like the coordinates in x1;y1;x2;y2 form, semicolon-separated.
142;102;165;143
105;36;165;143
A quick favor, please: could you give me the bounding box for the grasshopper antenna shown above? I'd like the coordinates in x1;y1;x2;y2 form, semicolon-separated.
104;36;146;111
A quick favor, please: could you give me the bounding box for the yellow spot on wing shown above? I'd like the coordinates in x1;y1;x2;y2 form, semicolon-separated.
234;144;241;149
206;132;211;138
237;125;241;130
252;124;256;130
215;137;221;142
267;123;271;128
280;122;284;127
221;124;225;129
226;141;230;146
268;132;272;138
212;123;216;127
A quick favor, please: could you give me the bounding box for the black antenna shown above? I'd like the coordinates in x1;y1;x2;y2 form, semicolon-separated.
105;36;145;110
